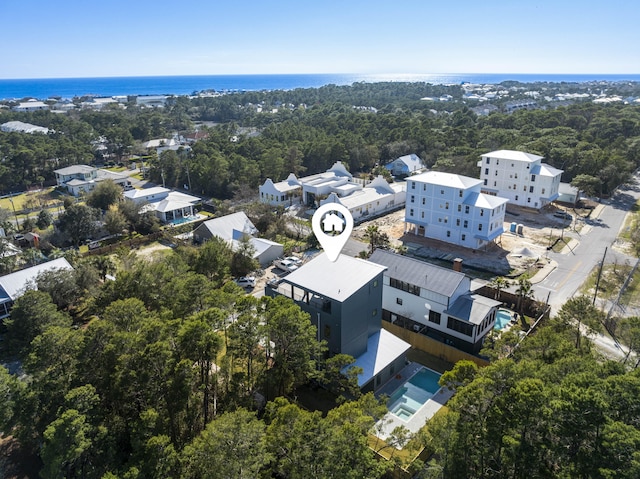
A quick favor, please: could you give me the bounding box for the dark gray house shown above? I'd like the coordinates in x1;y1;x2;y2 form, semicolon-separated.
266;253;410;392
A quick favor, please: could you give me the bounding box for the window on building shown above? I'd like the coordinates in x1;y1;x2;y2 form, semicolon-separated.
459;190;463;197
447;230;451;237
527;198;531;203
324;325;331;338
515;195;519;201
461;234;466;240
531;174;536;182
542;188;546;194
421;211;424;218
440;189;444;195
484;179;488;186
422;197;425;205
410;209;414;216
373;280;378;287
465;205;470;214
478;224;483;231
457;204;462;212
372;309;378;316
447;317;473;336
486;158;490;164
396;297;403;305
485;168;489;175
411;195;415;203
529;186;534;193
445;202;449;209
456;219;460;226
494;181;497;186
411;182;415;189
480;209;484;216
390;278;420;296
428;310;441;325
463;220;468;228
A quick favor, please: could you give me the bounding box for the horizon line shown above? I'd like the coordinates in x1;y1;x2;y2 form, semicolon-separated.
2;72;640;82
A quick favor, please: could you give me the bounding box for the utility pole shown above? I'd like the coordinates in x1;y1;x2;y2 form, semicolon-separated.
8;196;18;229
593;246;608;305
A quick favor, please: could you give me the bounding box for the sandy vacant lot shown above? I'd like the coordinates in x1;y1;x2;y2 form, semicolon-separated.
353;205;586;276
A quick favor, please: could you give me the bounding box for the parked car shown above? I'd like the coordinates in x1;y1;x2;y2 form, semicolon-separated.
553;211;573;220
234;276;256;289
282;256;302;266
273;258;300;273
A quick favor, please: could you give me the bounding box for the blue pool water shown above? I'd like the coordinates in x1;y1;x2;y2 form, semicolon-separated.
494;309;512;331
388;368;442;421
170;216;194;225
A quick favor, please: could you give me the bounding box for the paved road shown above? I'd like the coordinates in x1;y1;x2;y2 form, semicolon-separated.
533;173;640;360
535;173;640;314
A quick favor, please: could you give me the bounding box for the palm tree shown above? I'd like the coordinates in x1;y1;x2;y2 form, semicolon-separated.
489;276;510;301
364;225;380;255
515;274;533;318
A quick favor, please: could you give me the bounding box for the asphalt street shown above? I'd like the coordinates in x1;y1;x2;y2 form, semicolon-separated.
533;172;640;360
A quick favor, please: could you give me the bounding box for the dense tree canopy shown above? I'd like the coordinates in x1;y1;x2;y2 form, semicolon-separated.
2;82;640;200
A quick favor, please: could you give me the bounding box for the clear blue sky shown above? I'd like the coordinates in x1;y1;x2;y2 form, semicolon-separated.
2;0;637;79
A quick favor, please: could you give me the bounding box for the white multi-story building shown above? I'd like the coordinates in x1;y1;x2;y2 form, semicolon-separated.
479;150;563;209
404;171;508;249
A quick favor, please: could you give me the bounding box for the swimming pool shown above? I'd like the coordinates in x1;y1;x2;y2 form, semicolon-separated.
494;309;512;330
388;368;442;421
170;216;194;225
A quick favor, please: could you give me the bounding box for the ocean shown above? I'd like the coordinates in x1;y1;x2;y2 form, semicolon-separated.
1;73;639;101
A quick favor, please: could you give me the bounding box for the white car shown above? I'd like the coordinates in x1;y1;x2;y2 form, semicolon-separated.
274;258;300;273
234;276;256;289
283;256;302;266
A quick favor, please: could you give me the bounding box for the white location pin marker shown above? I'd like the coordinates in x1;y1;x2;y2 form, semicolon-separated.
312;203;354;262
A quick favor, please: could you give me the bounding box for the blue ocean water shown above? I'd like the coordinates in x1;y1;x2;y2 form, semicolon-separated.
1;73;639;100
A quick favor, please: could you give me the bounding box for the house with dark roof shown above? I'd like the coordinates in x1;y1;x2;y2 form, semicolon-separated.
266;253;411;392
368;250;500;354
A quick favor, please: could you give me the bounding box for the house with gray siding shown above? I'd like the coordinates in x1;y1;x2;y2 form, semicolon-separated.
266;253;410;392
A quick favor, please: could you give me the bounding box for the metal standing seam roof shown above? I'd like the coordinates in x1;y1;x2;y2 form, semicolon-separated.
54;165;96;176
280;253;387;301
197;212;258;243
463;191;509;209
444;293;501;325
409;171;482;190
368;249;466;298
124;186;170;200
530;163;563;177
347;329;412;387
483;150;544;163
0;258;73;303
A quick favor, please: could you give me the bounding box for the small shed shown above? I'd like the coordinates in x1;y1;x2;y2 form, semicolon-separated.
557;183;579;205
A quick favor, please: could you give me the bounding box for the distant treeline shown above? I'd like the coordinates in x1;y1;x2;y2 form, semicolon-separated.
1;81;639;198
